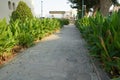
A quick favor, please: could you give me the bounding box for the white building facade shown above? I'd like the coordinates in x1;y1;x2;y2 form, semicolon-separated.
0;0;35;21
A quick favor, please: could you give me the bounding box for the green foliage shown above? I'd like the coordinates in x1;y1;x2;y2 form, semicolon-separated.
0;17;64;56
10;18;62;46
69;0;117;11
11;1;33;22
68;0;99;11
0;19;16;55
17;32;34;47
111;77;120;80
59;18;69;25
76;12;120;79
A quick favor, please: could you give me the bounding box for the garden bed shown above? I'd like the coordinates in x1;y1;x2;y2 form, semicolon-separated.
76;12;120;79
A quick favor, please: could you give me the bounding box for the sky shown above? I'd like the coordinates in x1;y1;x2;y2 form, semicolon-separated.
33;0;72;17
117;0;120;3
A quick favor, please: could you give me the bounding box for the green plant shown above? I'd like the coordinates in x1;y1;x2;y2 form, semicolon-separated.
0;19;16;55
0;17;64;62
11;1;33;22
59;18;69;25
76;12;120;79
17;32;34;47
111;77;120;80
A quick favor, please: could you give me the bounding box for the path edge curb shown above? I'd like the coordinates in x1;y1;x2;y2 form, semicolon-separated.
91;57;111;80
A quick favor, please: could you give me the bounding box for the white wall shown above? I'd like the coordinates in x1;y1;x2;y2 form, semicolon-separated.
0;0;16;21
0;0;35;21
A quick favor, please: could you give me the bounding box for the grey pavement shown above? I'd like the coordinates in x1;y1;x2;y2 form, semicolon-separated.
0;25;99;80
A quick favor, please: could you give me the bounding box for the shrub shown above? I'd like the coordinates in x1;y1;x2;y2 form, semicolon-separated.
17;32;34;47
57;18;69;27
11;1;33;22
0;19;16;55
76;12;120;79
61;19;69;25
0;17;64;61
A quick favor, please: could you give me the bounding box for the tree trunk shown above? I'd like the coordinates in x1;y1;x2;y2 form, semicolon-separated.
99;0;112;16
93;3;100;16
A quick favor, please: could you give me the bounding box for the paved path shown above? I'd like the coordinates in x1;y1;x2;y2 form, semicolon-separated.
0;25;99;80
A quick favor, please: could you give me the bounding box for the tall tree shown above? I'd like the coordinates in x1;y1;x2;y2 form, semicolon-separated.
68;0;113;16
99;0;112;16
69;0;99;12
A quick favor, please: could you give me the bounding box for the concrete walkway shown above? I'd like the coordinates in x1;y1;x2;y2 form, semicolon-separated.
0;25;99;80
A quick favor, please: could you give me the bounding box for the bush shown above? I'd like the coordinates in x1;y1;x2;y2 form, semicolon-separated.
0;17;64;61
11;1;33;22
0;19;16;55
9;18;62;47
76;12;120;79
57;18;69;27
17;32;34;47
61;19;69;25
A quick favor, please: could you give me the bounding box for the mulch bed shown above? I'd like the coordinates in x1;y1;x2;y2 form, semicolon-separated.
0;45;26;65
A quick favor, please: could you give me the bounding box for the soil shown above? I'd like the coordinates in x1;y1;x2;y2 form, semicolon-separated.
0;45;26;65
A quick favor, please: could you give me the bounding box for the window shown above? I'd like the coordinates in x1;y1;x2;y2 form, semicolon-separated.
13;3;15;10
8;1;11;10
